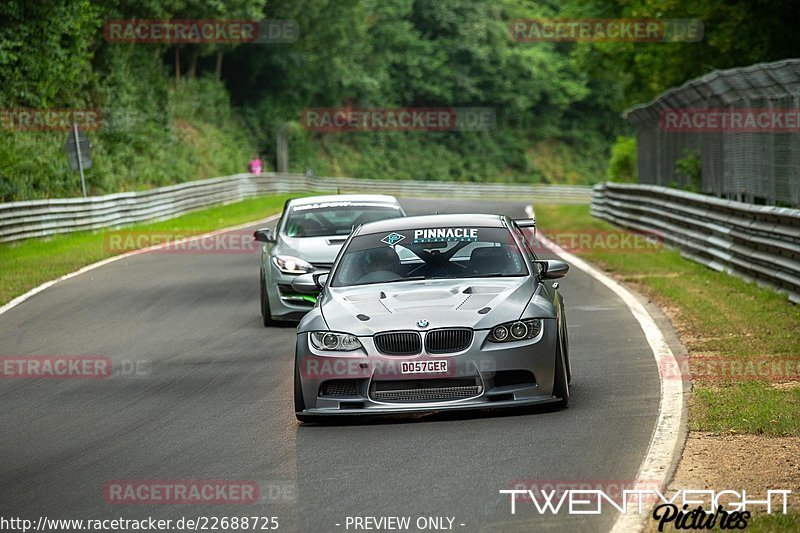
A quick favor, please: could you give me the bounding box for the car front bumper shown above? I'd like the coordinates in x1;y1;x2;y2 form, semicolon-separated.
265;264;318;321
295;321;559;415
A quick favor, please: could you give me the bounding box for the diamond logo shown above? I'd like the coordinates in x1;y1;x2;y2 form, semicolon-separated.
381;232;406;246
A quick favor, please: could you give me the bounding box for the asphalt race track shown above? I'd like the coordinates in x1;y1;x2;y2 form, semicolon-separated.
0;198;661;532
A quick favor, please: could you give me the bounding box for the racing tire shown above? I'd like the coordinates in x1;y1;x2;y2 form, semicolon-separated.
553;333;570;408
260;271;282;328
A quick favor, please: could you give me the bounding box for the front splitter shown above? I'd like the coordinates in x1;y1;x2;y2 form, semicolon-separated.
297;395;562;418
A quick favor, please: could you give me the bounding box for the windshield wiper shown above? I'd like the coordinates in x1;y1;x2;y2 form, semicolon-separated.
347;276;426;287
459;273;521;279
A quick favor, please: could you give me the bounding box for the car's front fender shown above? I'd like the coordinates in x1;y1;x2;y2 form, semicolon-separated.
297;306;328;333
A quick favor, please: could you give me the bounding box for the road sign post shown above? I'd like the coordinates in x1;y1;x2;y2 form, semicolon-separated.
73;123;87;197
64;123;93;197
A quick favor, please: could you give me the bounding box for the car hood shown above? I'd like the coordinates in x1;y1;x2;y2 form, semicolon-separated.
275;235;348;265
320;277;548;336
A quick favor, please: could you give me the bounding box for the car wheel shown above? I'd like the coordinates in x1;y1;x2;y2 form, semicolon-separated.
294;358;308;422
260;271;281;328
553;333;570;408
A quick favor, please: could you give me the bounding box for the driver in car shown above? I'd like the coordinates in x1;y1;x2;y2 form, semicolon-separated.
365;247;401;274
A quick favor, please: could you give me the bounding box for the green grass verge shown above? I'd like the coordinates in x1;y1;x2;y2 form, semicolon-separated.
535;204;800;436
745;513;800;532
0;192;324;306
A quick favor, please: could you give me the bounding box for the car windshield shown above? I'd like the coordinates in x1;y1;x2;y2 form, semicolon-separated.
283;202;402;237
330;226;528;287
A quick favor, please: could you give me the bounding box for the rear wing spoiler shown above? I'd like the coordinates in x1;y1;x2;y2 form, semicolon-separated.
514;218;535;229
514;217;536;241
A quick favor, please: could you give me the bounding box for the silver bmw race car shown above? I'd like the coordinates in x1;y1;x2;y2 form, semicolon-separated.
254;194;405;326
290;213;571;421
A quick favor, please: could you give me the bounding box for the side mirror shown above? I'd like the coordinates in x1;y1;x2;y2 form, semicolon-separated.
254;228;276;243
536;260;569;280
292;271;329;293
314;271;330;288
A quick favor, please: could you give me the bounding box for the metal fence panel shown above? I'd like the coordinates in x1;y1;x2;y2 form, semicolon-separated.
624;59;800;208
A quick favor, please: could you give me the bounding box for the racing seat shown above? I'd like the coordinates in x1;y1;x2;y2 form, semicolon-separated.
469;245;519;275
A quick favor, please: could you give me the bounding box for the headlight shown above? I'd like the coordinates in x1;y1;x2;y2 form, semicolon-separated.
309;332;363;352
488;319;542;343
273;255;314;275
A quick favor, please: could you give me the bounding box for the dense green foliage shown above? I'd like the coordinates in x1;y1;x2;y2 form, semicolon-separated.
0;79;255;200
605;136;637;183
1;0;798;200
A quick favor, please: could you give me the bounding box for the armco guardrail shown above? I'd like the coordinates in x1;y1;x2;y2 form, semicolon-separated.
592;182;800;304
0;173;591;243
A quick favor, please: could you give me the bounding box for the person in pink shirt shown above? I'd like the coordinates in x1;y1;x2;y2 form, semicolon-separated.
248;154;263;175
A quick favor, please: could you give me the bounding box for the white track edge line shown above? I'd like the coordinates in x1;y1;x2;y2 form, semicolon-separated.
525;204;683;533
0;214;281;317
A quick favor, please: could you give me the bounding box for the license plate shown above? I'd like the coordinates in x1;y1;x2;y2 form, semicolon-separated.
400;360;448;374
